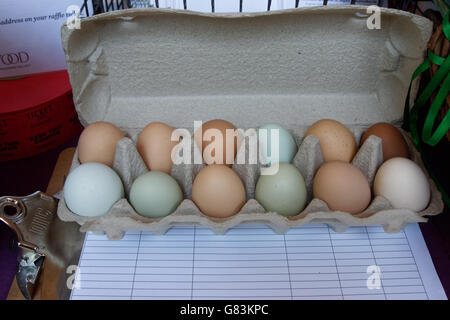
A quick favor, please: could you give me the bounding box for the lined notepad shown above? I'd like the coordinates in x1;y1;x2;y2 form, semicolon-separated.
70;223;446;300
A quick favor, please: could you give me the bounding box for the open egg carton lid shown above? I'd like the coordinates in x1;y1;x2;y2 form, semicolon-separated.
58;6;444;239
62;6;433;130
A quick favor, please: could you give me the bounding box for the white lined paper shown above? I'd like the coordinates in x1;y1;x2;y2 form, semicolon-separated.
71;223;447;300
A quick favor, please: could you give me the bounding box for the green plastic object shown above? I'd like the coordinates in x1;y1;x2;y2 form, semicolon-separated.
403;10;450;206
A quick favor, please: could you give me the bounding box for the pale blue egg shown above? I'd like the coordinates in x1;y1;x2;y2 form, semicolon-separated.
64;162;124;217
258;123;298;165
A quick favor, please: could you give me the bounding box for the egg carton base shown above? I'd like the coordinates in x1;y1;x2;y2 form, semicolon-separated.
56;126;443;240
57;196;431;240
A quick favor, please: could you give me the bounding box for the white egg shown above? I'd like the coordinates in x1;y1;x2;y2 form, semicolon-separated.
64;162;124;217
374;157;430;211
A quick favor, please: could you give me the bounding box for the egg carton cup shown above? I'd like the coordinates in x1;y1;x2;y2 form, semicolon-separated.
56;126;443;240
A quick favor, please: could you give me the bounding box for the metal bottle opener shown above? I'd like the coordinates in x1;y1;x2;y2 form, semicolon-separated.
0;191;84;300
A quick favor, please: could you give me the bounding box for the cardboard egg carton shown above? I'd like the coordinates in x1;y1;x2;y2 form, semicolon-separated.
58;6;444;239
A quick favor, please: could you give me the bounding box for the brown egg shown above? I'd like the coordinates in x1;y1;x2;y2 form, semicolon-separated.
194;119;241;167
361;122;409;161
305;119;357;162
137;122;179;174
78;121;125;167
313;161;371;214
192;164;246;218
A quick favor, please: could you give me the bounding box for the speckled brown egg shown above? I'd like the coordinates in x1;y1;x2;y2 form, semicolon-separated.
361;122;409;161
305;119;357;162
313;161;371;214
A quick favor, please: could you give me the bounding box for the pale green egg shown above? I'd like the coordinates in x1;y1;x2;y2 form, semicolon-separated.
129;171;183;218
255;163;307;217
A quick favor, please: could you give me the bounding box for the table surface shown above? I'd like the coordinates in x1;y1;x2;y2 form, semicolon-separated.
0;135;449;300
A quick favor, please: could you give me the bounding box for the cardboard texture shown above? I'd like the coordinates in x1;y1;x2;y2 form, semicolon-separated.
58;7;443;239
